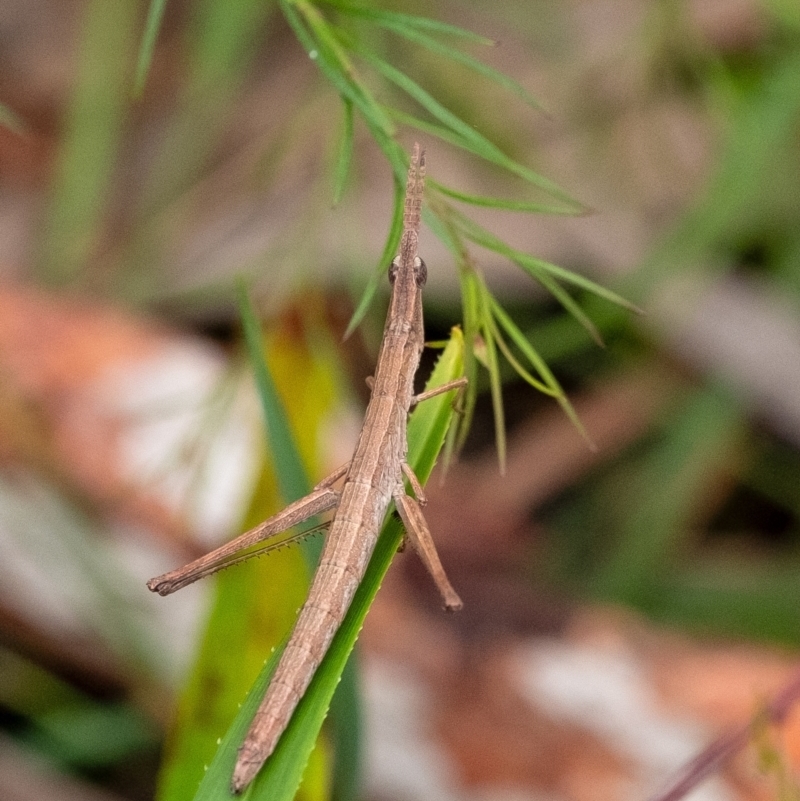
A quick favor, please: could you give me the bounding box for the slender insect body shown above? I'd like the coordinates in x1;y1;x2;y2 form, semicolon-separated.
147;144;467;794
233;354;417;788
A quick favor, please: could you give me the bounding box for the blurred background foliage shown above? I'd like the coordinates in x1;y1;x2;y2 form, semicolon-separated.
1;0;800;799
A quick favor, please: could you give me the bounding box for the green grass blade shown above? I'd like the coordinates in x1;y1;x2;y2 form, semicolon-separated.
453;209;641;313
429;179;579;216
191;329;466;801
363;19;543;111
134;0;168;96
344;180;405;339
237;281;361;796
524;268;604;346
476;284;506;472
485;314;555;396
348;42;578;206
489;296;593;446
37;0;139;286
332;99;354;206
318;0;495;44
327;656;361;801
237;279;311;505
156;317;338;801
286;0;395;138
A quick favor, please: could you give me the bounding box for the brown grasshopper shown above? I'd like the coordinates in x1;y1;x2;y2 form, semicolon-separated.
148;143;466;792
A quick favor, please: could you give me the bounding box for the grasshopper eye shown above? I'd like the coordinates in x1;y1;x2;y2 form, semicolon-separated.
388;258;400;283
414;257;427;286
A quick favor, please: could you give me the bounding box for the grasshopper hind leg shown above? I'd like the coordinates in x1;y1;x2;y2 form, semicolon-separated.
393;489;462;611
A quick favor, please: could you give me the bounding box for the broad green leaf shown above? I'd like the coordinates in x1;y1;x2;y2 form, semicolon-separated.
240;286;363;797
326;655;361;801
421;206;482;458
192;328;466;801
134;0;168;96
456;267;481;448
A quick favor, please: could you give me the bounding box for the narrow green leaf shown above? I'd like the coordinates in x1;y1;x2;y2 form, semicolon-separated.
327;656;361;801
237;279;311;505
489;295;593;446
284;0;409;187
524;268;604;347
488;296;561;394
453;209;641;313
348;41;578;206
156;319;335;801
517;256;643;317
453;268;482;451
192;329;466;801
417;112;564;214
318;0;495;45
485;314;555;395
37;0;139;286
344;180;404;339
364;19;544;111
238;281;363;798
429;179;579;216
386;107;583;214
134;0;168;97
0;103;27;135
476;285;506;472
426;201;593;451
281;0;396;141
332;99;354;206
